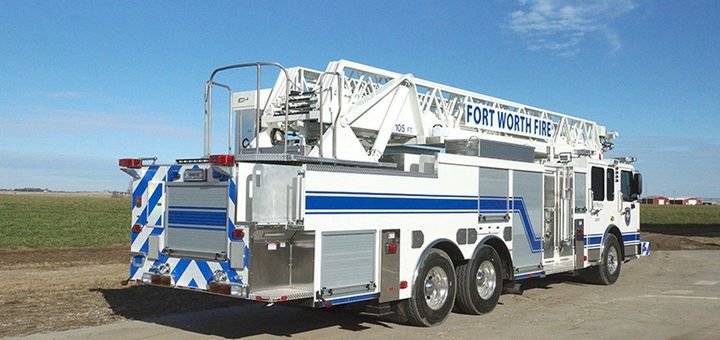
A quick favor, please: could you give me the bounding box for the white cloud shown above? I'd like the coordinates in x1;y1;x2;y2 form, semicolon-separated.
507;0;636;56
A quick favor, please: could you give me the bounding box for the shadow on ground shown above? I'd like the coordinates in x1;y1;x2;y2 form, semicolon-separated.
95;285;396;338
95;275;592;338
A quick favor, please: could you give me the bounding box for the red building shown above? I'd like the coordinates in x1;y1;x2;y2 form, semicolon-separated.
641;195;670;205
670;197;703;205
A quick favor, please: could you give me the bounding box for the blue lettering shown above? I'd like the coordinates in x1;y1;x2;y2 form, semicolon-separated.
497;111;507;128
525;117;532;133
514;115;520;131
507;113;514;130
473;106;481;125
466;104;473;124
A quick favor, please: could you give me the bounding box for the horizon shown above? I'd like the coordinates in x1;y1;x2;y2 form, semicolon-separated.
1;1;718;196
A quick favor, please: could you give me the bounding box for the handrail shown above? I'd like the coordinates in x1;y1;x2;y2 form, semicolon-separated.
316;71;343;158
203;62;293;156
210;81;232;154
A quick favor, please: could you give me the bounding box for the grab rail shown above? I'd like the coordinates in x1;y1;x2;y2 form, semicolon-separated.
316;71;343;158
203;62;292;156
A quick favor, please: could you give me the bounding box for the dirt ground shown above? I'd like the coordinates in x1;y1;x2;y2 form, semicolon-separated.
1;232;718;338
0;247;241;337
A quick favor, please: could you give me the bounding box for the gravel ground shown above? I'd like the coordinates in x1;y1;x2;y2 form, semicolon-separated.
1;233;718;338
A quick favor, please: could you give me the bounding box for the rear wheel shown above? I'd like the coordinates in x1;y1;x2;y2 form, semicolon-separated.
584;233;622;285
455;245;503;314
397;249;456;327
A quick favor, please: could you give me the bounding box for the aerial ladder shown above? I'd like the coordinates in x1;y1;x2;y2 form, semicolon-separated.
205;60;618;164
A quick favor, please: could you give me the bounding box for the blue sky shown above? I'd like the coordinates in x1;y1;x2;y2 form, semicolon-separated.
0;0;718;197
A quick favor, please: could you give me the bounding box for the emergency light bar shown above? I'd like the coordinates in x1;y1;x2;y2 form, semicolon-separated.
118;157;158;168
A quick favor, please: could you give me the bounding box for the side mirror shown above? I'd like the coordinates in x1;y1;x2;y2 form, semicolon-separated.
631;193;640;201
633;173;643;197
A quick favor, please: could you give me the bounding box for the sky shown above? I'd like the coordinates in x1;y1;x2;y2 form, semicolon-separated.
0;0;718;197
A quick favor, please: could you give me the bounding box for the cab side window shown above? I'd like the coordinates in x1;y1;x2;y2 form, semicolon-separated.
591;167;604;201
621;171;632;201
606;169;615;201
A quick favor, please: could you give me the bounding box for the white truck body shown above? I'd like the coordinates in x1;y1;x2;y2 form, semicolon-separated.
121;60;647;322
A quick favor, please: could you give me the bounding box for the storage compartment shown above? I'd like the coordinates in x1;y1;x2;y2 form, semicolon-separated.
320;230;377;298
165;183;229;259
250;164;303;225
446;138;534;162
248;228;315;301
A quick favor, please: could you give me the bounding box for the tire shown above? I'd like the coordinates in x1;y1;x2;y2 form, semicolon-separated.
584;233;622;285
397;249;456;327
455;245;503;314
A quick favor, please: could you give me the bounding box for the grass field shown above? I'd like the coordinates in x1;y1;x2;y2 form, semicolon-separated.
0;194;129;249
1;194;719;249
640;204;720;225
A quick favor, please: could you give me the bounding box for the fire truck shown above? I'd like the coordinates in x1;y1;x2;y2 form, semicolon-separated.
120;60;648;326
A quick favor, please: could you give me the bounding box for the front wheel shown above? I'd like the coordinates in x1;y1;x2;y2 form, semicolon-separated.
396;249;456;327
583;233;622;285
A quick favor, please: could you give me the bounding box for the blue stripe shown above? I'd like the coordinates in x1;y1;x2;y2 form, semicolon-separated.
165;165;181;181
167;225;225;232
327;293;378;305
168;210;227;226
515;271;545;280
305;192;542;253
479;197;508;211
623;233;640;242
510;198;543;253
171;258;192;282
132;166;159;209
586;235;603;246
585;232;640;246
306;196;477;210
169;206;227;211
306;191;476;198
220;262;243;284
227;218;238;240
195;260;214;281
306;210;476;215
229;179;237;205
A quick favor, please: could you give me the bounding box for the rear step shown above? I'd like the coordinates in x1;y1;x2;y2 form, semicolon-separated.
249;288;314;302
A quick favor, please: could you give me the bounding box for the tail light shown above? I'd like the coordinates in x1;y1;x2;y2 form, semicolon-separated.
232;228;245;239
209;154;235;166
132;224;143;233
400;280;408;289
208;282;231;295
119;158;142;168
134;196;142;208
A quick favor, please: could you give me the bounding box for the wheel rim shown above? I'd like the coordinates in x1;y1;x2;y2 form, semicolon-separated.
476;260;497;300
607;245;618;275
424;266;449;310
